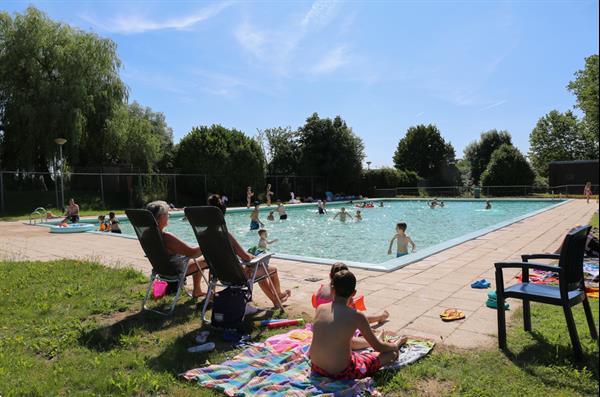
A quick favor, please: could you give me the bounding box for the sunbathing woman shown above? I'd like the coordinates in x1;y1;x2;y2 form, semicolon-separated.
207;194;291;308
146;200;207;297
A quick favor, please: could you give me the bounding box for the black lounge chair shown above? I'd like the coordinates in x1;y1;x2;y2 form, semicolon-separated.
125;209;204;316
184;206;284;324
495;225;598;358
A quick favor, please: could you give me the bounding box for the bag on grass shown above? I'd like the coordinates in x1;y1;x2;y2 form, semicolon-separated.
211;287;250;329
152;280;168;300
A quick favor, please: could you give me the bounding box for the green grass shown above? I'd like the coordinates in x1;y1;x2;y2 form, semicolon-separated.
591;212;598;228
0;260;598;396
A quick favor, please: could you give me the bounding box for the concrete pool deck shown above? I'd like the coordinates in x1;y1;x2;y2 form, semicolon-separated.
0;199;596;349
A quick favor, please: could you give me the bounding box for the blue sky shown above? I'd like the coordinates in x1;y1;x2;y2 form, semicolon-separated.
3;0;599;167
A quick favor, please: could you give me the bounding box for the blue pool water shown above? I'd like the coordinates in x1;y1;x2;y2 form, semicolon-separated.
114;199;563;269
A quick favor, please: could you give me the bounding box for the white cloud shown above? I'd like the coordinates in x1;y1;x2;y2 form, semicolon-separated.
80;2;231;34
301;0;339;29
310;45;349;75
480;100;507;111
234;22;267;58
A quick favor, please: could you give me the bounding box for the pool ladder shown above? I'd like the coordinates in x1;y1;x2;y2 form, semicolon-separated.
29;207;47;224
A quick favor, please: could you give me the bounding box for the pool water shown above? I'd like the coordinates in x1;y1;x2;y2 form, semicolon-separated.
116;199;563;268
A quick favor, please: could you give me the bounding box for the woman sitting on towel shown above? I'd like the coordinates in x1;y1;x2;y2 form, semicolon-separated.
207;194;291;308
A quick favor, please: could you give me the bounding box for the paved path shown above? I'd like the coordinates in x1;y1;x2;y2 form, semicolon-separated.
0;200;596;348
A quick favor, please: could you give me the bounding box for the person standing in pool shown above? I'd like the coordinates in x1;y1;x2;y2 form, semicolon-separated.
266;184;274;206
387;222;416;257
276;200;288;220
333;207;352;222
250;203;264;230
484;200;492;210
355;210;363;221
246;186;254;208
317;200;327;215
62;198;80;223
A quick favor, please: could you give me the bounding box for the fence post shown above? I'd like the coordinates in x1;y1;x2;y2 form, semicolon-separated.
203;175;207;199
100;174;105;207
173;175;178;205
311;176;314;197
0;172;4;213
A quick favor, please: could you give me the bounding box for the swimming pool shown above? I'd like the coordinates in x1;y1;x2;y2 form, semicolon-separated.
111;199;565;271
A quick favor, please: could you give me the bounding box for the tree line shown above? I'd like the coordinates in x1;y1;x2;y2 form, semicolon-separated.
0;7;597;202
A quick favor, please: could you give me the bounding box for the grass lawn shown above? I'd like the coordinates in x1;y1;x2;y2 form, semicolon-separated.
0;260;598;396
0;208;126;222
591;211;598;228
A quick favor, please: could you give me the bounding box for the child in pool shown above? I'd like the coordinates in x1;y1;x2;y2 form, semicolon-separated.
248;229;278;255
108;211;121;233
355;210;363;221
484;200;492;210
97;215;108;232
267;211;275;221
312;263;389;325
387;222;416;257
250;204;264;230
333;207;352;222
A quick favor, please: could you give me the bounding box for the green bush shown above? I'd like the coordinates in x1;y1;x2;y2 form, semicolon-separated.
481;144;535;195
361;168;419;195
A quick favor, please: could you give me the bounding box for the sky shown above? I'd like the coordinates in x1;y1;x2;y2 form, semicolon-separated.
3;0;599;167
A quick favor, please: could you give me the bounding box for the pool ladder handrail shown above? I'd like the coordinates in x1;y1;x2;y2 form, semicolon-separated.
29;207;47;224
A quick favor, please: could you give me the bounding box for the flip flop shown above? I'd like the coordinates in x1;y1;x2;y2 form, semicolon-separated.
471;279;491;289
440;308;466;321
486;299;509;310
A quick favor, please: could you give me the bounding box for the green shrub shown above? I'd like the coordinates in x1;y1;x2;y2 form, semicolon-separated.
481;144;535;195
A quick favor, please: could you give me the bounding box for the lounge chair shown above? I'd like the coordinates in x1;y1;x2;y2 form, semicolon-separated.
125;209;205;316
184;206;284;324
495;225;598;358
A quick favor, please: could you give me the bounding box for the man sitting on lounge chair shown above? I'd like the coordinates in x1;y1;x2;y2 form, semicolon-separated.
147;200;208;297
207;194;291;307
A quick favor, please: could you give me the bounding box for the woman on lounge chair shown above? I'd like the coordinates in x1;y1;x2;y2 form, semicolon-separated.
146;201;207;297
207;194;291;308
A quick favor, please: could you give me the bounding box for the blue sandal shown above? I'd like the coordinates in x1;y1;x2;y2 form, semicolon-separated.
471;279;491;289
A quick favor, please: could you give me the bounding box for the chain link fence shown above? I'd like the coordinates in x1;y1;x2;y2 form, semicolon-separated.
0;170;328;215
374;184;599;198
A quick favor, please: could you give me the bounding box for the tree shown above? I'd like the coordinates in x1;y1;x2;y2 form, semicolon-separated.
0;7;126;171
481;144;535;188
463;130;513;184
361;167;419;195
256;126;300;175
567;54;599;158
297;113;364;192
393;124;458;184
175;125;265;201
528;110;587;177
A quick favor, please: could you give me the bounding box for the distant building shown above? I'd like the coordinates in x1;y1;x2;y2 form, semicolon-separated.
549;160;599;193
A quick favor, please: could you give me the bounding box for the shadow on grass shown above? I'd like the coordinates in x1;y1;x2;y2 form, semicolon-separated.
79;297;201;352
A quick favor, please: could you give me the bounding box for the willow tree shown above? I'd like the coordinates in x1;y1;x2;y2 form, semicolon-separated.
0;7;126;171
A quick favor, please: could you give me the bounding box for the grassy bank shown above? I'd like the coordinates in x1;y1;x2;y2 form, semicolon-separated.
0;259;597;396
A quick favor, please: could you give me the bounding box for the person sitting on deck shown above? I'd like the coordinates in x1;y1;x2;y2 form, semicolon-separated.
309;269;406;380
207;194;291;307
146;200;207;298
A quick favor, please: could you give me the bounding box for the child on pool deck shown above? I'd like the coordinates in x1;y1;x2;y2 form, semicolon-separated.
312;263;389;325
309;269;406;380
387;222;416;257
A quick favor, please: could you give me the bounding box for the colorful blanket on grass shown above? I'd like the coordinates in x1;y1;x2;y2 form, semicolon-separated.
181;327;434;396
515;257;599;298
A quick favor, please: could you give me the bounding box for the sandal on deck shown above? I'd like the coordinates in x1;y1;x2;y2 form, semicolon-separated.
471;279;491;289
440;308;465;321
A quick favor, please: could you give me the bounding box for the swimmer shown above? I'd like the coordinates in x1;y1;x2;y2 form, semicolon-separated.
317;200;327;215
276;200;288;220
387;222;416;257
258;229;278;251
333;207;352;222
355;210;363;221
379;201;384;208
267;211;275;221
484;200;492;210
250;204;264;230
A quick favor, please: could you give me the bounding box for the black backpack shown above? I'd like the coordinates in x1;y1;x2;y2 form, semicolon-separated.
211;287;250;329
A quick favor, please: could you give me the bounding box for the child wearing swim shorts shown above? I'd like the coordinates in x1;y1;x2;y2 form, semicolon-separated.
309;269;406;380
249;204;264;230
387;222;416;257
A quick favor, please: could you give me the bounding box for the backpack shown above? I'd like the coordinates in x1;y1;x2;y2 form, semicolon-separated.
211;287;251;329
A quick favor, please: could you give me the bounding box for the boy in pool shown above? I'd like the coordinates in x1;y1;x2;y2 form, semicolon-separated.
267;211;275;221
484;200;492;210
387;222;416;257
250;204;264;230
317;200;327;215
309;269;405;380
248;229;278;255
355;210;363;221
333;207;352;222
108;211;121;234
276;200;288;220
